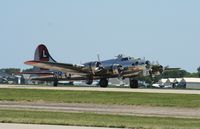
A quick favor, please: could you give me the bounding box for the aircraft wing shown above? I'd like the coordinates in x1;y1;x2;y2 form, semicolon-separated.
25;60;90;76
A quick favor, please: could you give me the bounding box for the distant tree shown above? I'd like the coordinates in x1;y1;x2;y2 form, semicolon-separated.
161;69;189;78
197;66;200;77
187;72;198;77
0;68;21;75
22;68;34;72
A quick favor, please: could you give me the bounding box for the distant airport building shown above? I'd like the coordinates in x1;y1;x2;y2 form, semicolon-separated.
0;71;25;85
181;78;200;89
158;79;168;85
174;78;183;83
157;78;200;89
165;78;176;85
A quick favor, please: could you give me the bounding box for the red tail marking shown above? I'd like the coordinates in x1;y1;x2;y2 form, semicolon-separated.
24;60;39;65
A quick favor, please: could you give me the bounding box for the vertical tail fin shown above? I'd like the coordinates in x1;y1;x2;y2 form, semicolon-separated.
33;44;56;71
34;44;56;62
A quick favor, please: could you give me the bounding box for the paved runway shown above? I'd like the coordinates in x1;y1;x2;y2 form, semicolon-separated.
1;101;200;118
0;123;122;129
1;85;200;94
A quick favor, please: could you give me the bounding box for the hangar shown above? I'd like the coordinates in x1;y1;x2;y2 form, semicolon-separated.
157;78;200;89
158;79;168;85
181;78;200;89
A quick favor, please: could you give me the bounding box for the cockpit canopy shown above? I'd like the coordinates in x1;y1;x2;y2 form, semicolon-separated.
116;54;134;61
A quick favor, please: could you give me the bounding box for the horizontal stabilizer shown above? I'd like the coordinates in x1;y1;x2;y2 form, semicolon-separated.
19;72;54;75
25;60;89;75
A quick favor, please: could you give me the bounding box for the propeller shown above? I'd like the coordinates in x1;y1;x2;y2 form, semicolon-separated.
97;54;100;62
151;64;163;75
146;60;163;76
150;63;180;76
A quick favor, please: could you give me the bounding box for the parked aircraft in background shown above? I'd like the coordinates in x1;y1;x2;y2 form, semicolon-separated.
23;44;164;88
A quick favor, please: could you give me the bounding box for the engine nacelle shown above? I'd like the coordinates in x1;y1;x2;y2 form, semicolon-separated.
150;65;163;76
111;64;123;75
84;61;102;74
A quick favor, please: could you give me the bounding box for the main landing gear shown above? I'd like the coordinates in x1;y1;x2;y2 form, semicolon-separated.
53;79;58;87
129;78;139;88
99;78;108;88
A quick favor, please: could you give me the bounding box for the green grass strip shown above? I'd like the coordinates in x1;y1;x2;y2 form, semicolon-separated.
0;88;200;108
0;109;200;129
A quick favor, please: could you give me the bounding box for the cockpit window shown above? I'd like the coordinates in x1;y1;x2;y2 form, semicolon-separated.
121;58;129;61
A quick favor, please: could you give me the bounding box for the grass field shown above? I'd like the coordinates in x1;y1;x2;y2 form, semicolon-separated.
0;109;200;129
0;88;200;107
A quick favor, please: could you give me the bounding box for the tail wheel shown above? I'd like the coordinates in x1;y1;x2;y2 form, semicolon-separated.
99;78;108;88
86;79;93;85
129;79;138;88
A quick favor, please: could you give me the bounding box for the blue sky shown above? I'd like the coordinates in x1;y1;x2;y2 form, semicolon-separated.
0;0;200;72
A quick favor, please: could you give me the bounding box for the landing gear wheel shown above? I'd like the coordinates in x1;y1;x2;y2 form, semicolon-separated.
99;78;108;88
129;79;138;88
53;80;58;87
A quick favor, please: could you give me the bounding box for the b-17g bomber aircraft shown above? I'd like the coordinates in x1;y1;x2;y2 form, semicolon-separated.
24;44;164;88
